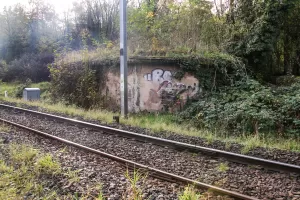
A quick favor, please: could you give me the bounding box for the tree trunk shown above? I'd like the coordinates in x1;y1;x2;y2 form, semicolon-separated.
284;35;293;75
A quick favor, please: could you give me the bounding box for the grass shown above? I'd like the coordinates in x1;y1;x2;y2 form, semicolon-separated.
65;168;81;183
124;169;146;200
36;154;61;174
0;123;10;132
0;144;61;199
217;163;229;172
0;142;107;200
0;82;19;97
178;185;202;200
1;88;300;153
0;81;50;100
58;48;119;66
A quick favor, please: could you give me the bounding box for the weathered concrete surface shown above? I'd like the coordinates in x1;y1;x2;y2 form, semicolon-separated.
104;62;199;112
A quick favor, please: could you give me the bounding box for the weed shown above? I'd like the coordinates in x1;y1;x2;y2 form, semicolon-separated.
213;178;227;187
240;135;261;154
59;146;67;153
191;153;198;157
95;184;105;200
0;123;10;132
9;144;37;165
178;185;202;200
0;144;61;199
224;141;232;150
205;133;215;144
96;190;105;200
217;162;229;172
36;154;61;174
65;168;81;183
124;169;147;200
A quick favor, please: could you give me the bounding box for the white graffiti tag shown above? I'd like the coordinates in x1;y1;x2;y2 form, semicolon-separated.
143;69;172;83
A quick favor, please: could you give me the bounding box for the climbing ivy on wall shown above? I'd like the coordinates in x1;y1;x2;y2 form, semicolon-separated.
50;51;244;109
174;53;246;91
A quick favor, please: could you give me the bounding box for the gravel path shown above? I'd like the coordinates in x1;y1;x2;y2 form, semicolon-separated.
1;108;300;199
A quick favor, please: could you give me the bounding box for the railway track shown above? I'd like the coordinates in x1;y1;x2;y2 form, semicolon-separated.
0;103;300;174
1;103;300;199
0;118;256;200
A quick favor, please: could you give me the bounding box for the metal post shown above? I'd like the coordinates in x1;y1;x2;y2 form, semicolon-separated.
120;0;128;117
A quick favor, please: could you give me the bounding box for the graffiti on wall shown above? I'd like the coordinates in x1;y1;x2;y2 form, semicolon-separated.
143;69;172;83
144;69;199;111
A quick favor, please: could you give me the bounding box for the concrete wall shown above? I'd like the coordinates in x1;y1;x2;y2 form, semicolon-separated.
104;62;199;112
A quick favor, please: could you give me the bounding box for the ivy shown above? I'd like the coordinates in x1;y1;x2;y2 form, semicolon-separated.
173;52;246;91
179;79;300;136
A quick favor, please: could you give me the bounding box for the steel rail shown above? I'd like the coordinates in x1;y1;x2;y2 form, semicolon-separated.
0;118;258;200
1;103;300;173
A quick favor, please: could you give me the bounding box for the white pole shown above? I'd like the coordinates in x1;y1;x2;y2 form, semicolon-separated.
120;0;128;117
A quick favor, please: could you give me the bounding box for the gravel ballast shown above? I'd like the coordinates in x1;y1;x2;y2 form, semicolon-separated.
1;101;300;167
0;127;195;199
1;108;300;199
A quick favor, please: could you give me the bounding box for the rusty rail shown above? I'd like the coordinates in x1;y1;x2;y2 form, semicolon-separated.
1;103;300;174
0;118;258;200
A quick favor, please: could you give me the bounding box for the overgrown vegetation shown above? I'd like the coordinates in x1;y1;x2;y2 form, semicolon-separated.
178;185;202;200
217;163;229;172
123;169;146;200
0;143;62;199
179;79;300;136
1;0;300;151
0;81;50;100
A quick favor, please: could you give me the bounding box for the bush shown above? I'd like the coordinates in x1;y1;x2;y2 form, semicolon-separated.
14;79;32;98
0;60;7;79
50;60;103;109
178;79;300;136
2;53;53;82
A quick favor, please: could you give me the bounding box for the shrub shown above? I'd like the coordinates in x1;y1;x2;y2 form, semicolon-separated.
2;53;53;82
178;79;300;136
49;49;118;109
0;60;7;80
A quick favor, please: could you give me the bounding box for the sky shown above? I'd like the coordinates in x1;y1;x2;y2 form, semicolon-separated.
0;0;76;15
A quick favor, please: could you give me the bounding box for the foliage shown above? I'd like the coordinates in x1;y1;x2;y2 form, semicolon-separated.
0;0;299;81
0;144;62;199
35;154;61;174
124;169;146;200
128;0;225;54
178;185;202;200
14;79;32;98
1;53;53;82
179;79;300;136
174;52;246;90
0;1;58;62
49;49;118;109
0;81;50;100
226;0;300;79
